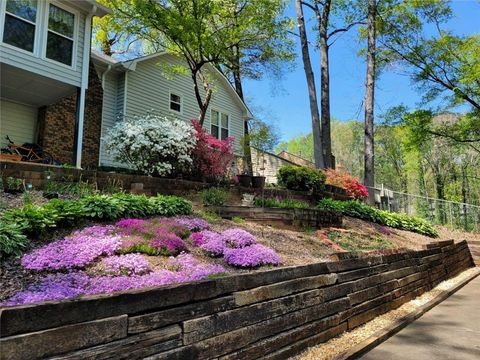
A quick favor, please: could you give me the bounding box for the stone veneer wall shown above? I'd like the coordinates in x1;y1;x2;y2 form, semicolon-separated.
0;241;474;360
36;62;103;168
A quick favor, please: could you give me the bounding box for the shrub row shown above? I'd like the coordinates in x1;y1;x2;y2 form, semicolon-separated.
0;194;192;258
317;198;438;237
277;165;326;193
254;197;311;209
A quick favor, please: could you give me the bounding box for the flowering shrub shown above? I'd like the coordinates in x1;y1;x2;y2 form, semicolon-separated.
21;226;121;271
175;217;210;232
103;114;196;176
324;168;368;199
222;228;256;248
100;254;152;276
277;165;326;193
223;244;281;268
190;120;235;181
168;253;226;281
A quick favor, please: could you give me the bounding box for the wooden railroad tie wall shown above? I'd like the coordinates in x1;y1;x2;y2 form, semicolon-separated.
0;240;474;360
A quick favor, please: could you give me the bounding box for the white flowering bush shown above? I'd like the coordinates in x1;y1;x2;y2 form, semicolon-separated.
104;114;196;176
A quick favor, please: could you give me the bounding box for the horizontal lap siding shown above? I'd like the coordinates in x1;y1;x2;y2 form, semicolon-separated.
125;55;245;155
99;72;127;168
0;99;38;148
0;13;86;87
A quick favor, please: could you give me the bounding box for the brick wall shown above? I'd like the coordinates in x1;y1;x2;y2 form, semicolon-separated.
36;62;103;168
0;241;474;360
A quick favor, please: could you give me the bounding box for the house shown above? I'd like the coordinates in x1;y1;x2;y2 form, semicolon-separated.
0;0;110;167
91;51;252;169
251;148;315;184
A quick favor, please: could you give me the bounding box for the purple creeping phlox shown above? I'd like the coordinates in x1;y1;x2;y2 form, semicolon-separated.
21;226;121;271
101;254;152;276
175;217;210;232
222;228;256;248
3;255;226;306
115;219;147;234
198;231;226;257
223;244;282;268
149;229;187;254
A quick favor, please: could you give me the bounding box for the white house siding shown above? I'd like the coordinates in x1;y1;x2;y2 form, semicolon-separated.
251;147;295;184
124;55;246;154
98;71;127;168
0;3;86;88
0;99;38;149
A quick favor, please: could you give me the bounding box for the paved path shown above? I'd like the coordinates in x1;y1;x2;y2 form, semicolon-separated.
360;275;480;360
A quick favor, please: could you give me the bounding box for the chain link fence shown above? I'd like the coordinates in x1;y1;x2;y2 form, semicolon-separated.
366;185;480;233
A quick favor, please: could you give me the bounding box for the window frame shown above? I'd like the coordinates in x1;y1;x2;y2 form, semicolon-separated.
169;91;183;114
0;0;78;69
0;0;39;55
41;0;78;69
210;108;230;140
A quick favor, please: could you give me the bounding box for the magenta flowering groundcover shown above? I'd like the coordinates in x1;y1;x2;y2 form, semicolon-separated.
2;216;282;307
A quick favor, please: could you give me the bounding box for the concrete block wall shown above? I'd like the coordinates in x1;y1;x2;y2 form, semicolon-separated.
0;240;474;360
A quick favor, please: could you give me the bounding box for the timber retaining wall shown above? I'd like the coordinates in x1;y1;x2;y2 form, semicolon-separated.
0;240;474;360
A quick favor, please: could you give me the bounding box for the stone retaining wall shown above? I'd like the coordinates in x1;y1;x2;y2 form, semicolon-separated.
0;240;474;360
0;161;349;201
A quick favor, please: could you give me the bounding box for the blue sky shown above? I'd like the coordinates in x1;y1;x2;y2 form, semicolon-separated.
242;0;480;142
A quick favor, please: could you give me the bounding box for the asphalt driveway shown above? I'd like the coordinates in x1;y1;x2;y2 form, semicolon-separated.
360;275;480;360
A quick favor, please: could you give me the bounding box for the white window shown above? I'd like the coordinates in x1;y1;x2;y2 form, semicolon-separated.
211;110;229;140
2;0;38;52
46;3;74;65
169;92;182;113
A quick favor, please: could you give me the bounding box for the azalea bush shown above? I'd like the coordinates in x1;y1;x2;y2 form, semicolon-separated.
317;199;438;237
324;168;368;199
103;114;196;176
191;120;235;181
277;165;326;193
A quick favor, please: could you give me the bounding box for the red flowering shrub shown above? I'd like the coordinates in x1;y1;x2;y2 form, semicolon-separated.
324;168;368;199
191;120;235;181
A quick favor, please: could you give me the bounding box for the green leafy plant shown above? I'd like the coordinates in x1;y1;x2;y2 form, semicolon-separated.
199;210;222;222
5;177;23;191
112;193;157;218
101;178;124;194
80;195;124;220
2;205;58;235
43;199;86;227
151;195;193;216
0;223;29;258
22;191;34;206
277;165;326;193
232;216;245;224
254;197;311;209
317;199;438;237
200;188;228;206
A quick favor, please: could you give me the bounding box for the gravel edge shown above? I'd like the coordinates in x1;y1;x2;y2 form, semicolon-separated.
332;266;480;360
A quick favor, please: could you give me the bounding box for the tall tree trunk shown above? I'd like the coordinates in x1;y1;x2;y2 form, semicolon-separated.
364;0;376;205
192;68;212;126
296;0;324;169
231;45;253;175
318;0;332;168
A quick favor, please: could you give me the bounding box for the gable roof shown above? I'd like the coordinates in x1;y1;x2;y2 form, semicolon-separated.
92;51;252;119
